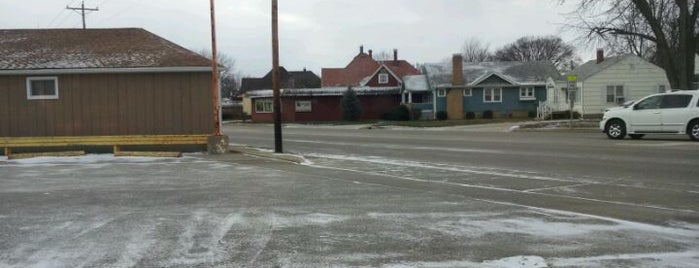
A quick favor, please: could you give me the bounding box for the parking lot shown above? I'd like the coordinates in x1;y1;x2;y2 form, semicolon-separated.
1;126;698;267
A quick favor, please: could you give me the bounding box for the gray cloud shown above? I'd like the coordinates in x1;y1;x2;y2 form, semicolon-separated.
1;0;580;77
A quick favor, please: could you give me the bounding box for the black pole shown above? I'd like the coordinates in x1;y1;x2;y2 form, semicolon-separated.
271;0;283;153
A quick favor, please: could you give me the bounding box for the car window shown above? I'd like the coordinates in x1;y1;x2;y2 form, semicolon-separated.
635;95;662;110
660;95;692;109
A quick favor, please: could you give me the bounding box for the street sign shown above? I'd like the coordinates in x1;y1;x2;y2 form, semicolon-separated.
567;75;577;82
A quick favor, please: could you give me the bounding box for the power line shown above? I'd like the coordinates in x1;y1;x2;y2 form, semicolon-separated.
66;0;99;29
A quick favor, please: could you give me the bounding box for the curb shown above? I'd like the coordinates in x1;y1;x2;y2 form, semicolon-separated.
228;145;305;164
512;127;600;133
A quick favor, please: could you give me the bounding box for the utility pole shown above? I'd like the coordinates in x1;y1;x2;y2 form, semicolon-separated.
209;0;221;136
271;0;283;153
66;1;99;29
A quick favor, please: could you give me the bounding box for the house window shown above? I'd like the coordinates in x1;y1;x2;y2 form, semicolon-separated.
437;89;446;97
254;99;274;113
484;88;502;103
295;100;312;112
520;87;535;100
463;88;472;97
26;77;59;100
606;85;625;104
378;73;389;84
658;84;666;93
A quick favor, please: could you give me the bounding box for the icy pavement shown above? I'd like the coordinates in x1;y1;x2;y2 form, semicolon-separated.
0;154;697;267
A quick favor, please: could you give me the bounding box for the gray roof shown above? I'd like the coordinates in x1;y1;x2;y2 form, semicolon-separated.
566;55;631;80
424;61;561;88
403;75;429;92
0;28;211;70
245;86;401;98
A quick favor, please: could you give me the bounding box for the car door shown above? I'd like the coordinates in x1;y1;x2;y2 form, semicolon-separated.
627;95;663;133
660;94;694;133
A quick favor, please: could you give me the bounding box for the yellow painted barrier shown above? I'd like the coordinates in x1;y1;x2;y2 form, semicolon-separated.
1;135;209;157
8;151;86;160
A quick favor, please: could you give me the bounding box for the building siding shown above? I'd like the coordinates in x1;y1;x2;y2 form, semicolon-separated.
0;72;214;137
435;86;545;118
365;68;402;87
251;95;400;122
581;56;669;116
464;87;545;116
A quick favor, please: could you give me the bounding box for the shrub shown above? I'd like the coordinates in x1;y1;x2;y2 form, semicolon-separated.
552;110;581;120
464;111;476;120
482;110;494;119
411;108;422;120
436;111;448;120
341;86;362;121
381;105;411;121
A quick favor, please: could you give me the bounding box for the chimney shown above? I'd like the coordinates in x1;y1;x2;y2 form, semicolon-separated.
368;49;373;58
393;49;398;62
303;67;306;72
596;49;604;64
360;45;364;54
452;54;464;86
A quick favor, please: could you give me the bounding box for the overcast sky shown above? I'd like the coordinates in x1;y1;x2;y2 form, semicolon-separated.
1;0;587;77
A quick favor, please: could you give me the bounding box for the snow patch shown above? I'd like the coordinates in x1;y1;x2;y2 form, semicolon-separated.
384;255;548;268
274;213;349;227
549;251;699;267
484;256;548;268
3;154;168;167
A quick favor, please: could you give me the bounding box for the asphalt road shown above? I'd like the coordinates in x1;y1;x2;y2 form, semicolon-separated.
224;122;699;226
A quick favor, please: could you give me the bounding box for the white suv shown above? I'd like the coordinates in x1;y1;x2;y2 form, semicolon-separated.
600;90;699;141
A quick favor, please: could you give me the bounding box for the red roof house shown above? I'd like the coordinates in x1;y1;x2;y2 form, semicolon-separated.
321;46;420;87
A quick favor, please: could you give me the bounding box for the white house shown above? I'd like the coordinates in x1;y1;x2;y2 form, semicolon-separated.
548;51;670;117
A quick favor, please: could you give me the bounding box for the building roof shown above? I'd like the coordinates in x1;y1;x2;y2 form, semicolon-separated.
321;50;420;87
0;28;212;70
566;54;631;80
424;61;561;88
245;86;400;98
322;53;380;87
403;75;429;92
240;66;321;93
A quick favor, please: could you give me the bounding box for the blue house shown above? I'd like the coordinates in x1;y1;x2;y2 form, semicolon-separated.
406;54;561;119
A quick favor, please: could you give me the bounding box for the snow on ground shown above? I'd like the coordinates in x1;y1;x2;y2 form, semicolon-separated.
0;154;181;167
384;255;548;268
2;153;698;267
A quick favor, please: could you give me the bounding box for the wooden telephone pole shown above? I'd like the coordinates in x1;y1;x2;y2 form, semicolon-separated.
271;0;283;153
66;1;99;29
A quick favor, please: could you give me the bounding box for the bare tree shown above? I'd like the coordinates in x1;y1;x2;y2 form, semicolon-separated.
373;50;394;61
461;37;492;62
198;49;238;98
493;36;576;69
562;0;698;89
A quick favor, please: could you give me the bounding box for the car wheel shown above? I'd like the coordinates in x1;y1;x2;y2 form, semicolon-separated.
605;119;626;140
629;134;644;140
689;120;699;141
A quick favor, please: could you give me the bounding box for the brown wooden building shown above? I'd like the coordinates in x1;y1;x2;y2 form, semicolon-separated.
0;28;214;139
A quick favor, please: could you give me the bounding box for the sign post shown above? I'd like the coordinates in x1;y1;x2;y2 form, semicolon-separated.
566;75;577;129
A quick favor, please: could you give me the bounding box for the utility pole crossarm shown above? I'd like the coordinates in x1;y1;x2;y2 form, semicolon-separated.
66;1;99;29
